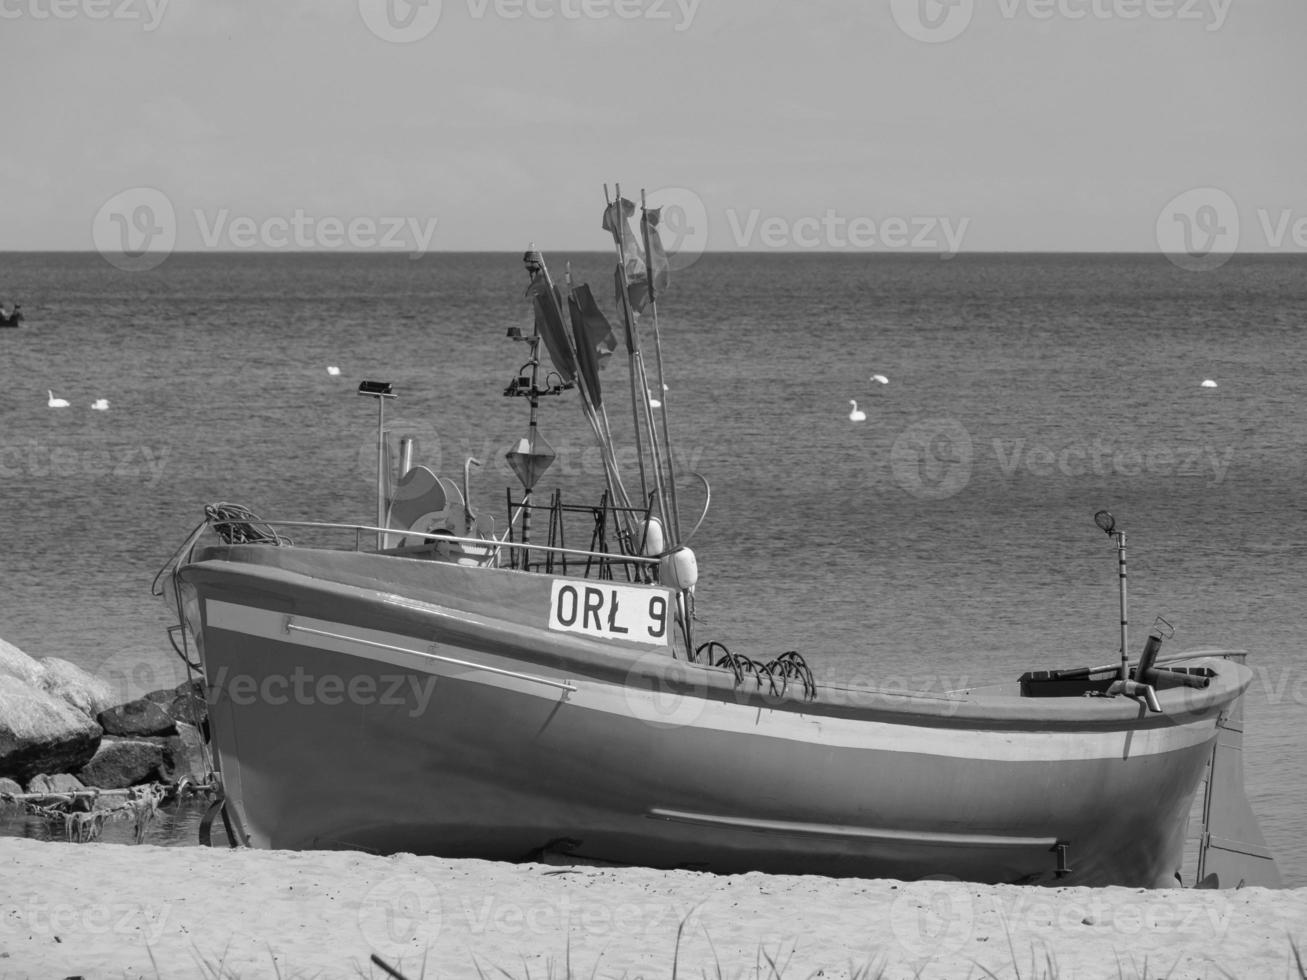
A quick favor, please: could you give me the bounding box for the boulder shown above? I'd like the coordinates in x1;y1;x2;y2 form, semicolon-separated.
76;738;165;789
97;697;177;738
167;688;208;732
0;776;23;815
0;637;44;687
39;657;116;718
143;687;174;705
25;772;86;795
0;674;102;783
153;722;209;783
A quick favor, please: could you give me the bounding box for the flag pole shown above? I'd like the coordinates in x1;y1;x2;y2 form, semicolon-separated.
605;184;652;514
639;188;682;543
608;182;672;544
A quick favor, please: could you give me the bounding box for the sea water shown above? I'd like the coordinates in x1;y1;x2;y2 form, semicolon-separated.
1;251;1303;885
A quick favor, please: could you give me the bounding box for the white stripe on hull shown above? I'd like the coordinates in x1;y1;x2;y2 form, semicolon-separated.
205;599;1221;763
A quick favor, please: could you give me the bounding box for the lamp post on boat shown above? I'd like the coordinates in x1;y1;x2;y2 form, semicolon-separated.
359;380;396;551
1094;510;1129;684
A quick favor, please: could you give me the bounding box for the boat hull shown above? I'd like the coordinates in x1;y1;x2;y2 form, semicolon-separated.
178;545;1250;888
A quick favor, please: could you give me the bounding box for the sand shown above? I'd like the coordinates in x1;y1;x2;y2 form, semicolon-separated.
0;838;1303;979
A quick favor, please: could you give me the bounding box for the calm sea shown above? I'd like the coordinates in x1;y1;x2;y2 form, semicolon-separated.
1;251;1304;886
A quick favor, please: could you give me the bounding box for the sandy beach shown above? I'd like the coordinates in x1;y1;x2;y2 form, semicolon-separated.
0;838;1303;979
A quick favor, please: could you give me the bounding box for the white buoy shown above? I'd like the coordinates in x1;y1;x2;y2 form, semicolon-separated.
1201;379;1218;388
870;374;889;385
848;399;866;422
91;399;109;411
327;366;341;376
47;390;69;408
648;391;662;408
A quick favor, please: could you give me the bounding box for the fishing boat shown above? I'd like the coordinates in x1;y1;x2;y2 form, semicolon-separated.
158;190;1280;889
0;304;22;327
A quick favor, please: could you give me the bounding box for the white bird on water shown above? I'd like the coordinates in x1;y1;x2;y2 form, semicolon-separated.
91;399;109;411
327;366;341;376
848;399;866;422
1201;379;1218;388
47;390;69;408
870;374;889;385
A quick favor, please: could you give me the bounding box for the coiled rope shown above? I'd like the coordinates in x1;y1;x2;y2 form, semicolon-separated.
203;502;289;545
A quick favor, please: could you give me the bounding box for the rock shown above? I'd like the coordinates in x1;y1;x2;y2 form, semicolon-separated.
97;698;177;738
143;688;174;705
24;772;86;795
167;689;208;732
0;674;102;783
153;722;209;783
0;638;44;687
0;776;23;815
38;658;116;718
76;738;165;789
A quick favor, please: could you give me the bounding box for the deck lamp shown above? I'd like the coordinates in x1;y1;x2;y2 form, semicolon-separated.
1094;510;1129;684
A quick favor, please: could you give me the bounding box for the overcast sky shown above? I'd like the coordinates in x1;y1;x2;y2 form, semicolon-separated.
1;0;1303;255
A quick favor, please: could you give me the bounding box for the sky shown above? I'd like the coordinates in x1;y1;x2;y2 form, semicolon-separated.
1;0;1304;256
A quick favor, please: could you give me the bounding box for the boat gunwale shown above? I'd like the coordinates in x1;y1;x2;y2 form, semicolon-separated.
177;545;1253;734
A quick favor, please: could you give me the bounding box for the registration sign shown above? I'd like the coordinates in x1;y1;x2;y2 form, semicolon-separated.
547;580;672;646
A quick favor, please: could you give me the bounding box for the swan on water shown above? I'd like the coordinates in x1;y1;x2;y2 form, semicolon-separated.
47;390;69;408
870;374;889;385
849;399;866;421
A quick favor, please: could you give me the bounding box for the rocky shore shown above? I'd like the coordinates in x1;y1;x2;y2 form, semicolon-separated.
0;637;208;811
